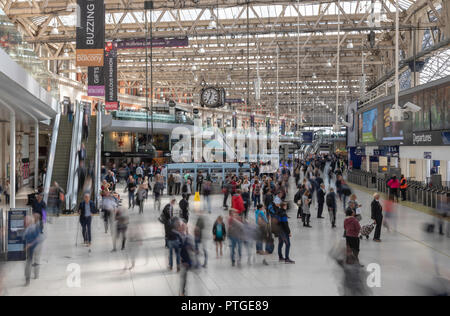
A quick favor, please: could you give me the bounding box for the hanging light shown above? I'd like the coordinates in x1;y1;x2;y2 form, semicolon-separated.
327;60;332;67
209;20;217;28
198;47;206;54
347;41;354;49
312;73;317;79
192;65;197;71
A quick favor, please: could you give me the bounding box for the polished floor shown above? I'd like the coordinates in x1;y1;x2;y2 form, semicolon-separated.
0;172;449;296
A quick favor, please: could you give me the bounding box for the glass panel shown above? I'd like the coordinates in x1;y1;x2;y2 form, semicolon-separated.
423;90;431;131
0;9;59;100
412;92;423;131
446;86;450;129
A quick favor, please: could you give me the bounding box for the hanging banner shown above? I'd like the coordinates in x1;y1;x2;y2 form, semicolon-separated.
88;66;105;96
115;37;189;49
104;45;118;110
76;0;105;67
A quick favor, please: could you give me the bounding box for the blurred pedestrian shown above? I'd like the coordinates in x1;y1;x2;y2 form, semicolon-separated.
344;208;362;266
79;193;96;247
24;214;43;286
213;216;226;258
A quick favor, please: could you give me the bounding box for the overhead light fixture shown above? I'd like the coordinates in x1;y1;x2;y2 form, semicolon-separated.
50;26;59;35
198;47;206;54
327;60;332;67
192;65;197;71
209;20;217;28
312;73;317;79
347;41;354;49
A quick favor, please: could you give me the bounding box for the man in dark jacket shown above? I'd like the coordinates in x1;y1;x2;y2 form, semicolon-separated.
32;194;46;234
326;188;338;228
162;199;176;248
371;193;383;242
277;202;295;264
179;195;189;223
79;193;96;246
317;183;326;219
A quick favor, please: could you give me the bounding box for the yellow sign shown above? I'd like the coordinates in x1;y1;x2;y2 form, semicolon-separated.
194;192;201;202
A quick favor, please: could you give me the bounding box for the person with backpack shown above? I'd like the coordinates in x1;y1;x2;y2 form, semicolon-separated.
213;216;226;258
179;195;190;223
326;188;338;228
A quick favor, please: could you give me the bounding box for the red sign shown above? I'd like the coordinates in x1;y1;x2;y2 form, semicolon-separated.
105;102;118;111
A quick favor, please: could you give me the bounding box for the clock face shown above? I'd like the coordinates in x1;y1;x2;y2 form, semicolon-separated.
201;88;220;107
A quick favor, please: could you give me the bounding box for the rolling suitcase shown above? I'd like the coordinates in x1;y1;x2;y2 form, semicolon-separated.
360;222;375;239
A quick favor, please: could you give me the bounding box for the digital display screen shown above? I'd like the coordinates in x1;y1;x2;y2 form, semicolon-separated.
383;105;404;141
362;108;378;143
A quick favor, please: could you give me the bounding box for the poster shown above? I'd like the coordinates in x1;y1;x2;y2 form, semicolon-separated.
7;209;29;261
383;105;404;141
104;44;118;110
76;0;105;67
362;108;378;143
88;66;105;96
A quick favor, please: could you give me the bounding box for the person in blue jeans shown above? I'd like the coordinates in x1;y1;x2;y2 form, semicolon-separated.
228;210;243;267
167;217;182;272
277;202;295;264
255;204;268;254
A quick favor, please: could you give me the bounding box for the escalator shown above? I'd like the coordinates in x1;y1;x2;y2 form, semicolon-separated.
48;102;98;212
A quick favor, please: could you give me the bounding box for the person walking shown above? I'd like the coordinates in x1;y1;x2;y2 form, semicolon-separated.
213;216;226;258
344;208;362;266
371;193;383;242
228;209;243;267
326;188;338;228
317;183;326;219
302;190;312;228
161;199;176;248
24;214;43;286
79;193;96;247
136;184;147;215
232;189;245;217
179;195;190;223
167;216;182;272
387;176;400;203
32;193;46;234
113;208;129;252
277;202;295;264
203;180;212;214
153;177;164;212
194;212;208;268
127;175;137;210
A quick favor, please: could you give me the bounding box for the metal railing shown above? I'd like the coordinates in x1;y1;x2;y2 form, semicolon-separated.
66;101;82;211
348;170;449;210
43;113;61;204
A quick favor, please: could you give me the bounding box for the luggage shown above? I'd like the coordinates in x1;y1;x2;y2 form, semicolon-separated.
360;222;375;237
265;234;275;254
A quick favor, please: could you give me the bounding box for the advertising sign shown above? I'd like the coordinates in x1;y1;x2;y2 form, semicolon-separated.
383;105;404;141
7;209;29;261
301;132;314;144
88;66;105;96
76;0;105;67
104;45;118;110
115;37;189;49
346;101;358;147
362;108;378;143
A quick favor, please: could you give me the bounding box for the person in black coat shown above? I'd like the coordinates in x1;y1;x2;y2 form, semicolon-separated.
179;195;189;223
79;193;96;246
371;193;383;242
326;188;338;228
32;194;46;234
317;183;326;219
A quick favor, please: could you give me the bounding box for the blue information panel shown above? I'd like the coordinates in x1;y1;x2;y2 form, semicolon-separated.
7;209;29;261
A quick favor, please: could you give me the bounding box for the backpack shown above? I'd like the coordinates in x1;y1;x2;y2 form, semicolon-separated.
326;193;334;207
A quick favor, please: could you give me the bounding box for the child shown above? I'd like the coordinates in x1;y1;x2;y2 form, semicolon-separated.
212;216;226;258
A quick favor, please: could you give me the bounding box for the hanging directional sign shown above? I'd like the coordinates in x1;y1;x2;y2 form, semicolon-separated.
76;0;105;67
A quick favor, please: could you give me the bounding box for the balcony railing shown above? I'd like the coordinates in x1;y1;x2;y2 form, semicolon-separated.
0;9;59;100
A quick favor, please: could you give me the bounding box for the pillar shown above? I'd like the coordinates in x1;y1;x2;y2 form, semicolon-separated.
10;112;15;208
447;161;450;185
35;123;39;189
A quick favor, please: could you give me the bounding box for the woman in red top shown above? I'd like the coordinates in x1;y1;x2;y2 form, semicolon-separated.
344;209;362;266
387;176;400;202
231;189;245;215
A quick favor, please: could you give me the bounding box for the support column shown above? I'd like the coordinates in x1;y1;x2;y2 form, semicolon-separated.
10;112;15;208
34;123;39;190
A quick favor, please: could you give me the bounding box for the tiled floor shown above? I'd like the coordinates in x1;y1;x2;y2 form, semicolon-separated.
1;171;449;296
